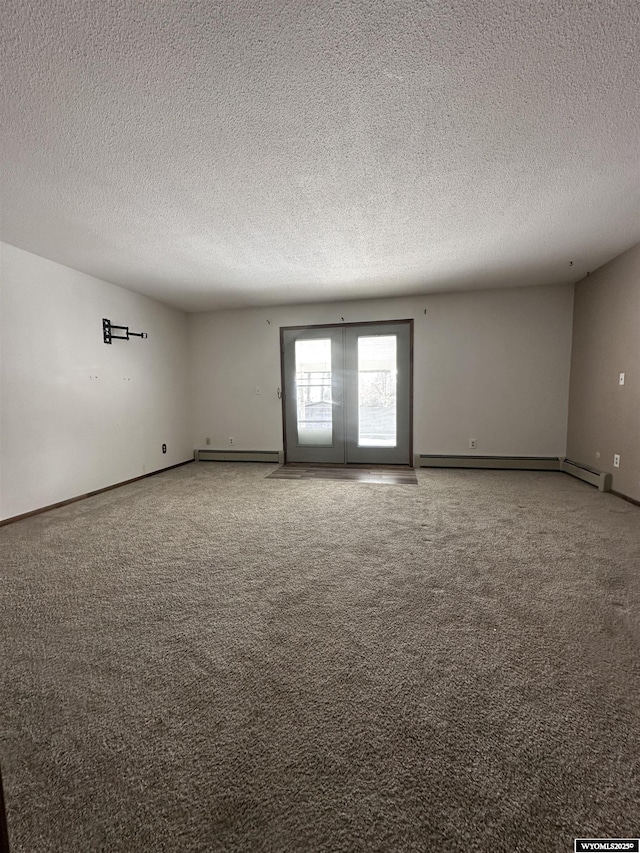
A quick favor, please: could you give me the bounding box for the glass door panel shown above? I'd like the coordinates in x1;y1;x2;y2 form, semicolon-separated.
357;335;397;448
345;322;411;465
295;339;333;446
282;326;344;464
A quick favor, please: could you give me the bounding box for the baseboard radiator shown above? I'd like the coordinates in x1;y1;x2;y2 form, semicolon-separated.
415;455;561;471
196;449;283;463
560;458;612;492
414;454;612;492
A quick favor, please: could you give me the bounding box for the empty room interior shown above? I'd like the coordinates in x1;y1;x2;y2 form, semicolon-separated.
1;2;639;852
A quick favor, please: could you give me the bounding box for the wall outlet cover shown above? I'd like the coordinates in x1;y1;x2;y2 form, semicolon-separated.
614;453;620;468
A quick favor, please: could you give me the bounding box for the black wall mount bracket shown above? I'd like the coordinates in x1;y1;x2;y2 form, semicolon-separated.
103;318;148;344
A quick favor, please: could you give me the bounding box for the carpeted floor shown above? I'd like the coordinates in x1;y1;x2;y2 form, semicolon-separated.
1;462;639;852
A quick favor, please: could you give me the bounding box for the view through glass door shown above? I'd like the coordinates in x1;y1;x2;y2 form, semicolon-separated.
281;321;412;465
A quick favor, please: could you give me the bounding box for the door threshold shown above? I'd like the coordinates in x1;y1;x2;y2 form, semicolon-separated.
269;463;418;484
281;462;414;470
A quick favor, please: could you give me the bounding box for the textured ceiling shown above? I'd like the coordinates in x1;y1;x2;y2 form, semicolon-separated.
2;1;639;312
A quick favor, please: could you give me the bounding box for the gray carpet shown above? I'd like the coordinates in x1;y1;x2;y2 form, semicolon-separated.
1;463;639;852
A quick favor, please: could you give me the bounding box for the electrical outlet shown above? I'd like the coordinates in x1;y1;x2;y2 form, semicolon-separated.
229;437;234;446
614;453;620;468
469;439;477;449
619;372;625;385
162;443;167;454
205;437;211;445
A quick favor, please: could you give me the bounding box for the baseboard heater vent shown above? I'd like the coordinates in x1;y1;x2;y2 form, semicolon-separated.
196;449;283;464
415;455;562;471
561;458;611;492
415;454;612;492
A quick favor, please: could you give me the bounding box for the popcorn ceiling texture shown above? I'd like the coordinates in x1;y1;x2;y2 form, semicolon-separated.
1;0;639;311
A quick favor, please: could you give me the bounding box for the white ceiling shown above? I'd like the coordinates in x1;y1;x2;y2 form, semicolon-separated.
1;1;639;312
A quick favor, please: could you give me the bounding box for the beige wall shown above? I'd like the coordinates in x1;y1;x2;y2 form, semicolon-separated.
189;284;574;459
567;242;640;502
0;243;193;520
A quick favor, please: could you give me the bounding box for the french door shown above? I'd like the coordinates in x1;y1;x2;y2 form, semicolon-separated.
281;321;412;465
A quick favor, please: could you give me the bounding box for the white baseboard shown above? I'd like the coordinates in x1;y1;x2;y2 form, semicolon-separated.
413;454;612;493
196;449;283;463
560;458;611;492
414;455;561;471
